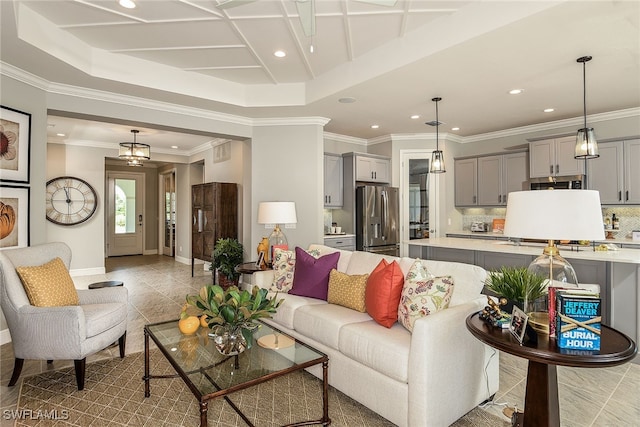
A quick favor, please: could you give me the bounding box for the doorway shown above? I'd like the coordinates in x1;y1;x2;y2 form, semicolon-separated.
160;170;176;257
399;149;438;256
106;171;145;256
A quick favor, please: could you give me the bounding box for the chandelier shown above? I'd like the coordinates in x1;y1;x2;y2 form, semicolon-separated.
119;129;150;166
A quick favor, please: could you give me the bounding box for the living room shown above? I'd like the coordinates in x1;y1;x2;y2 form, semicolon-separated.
1;1;639;426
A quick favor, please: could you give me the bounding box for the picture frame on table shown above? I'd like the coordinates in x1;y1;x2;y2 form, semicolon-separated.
0;185;30;249
510;305;529;345
0;105;31;184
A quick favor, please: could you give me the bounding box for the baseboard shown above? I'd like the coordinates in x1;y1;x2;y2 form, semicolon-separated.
175;255;191;265
144;249;159;255
1;328;12;345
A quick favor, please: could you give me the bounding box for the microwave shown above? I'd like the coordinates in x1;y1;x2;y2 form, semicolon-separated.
529;175;584;190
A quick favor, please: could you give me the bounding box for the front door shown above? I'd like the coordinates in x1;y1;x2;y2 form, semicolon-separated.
107;171;144;256
161;171;175;257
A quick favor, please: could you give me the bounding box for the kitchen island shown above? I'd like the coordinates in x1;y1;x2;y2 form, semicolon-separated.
408;237;640;353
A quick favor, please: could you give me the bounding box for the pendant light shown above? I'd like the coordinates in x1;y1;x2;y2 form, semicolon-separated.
574;56;599;159
429;97;446;173
119;129;150;167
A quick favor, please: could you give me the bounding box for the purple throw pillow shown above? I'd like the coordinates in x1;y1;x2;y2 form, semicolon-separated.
289;247;340;300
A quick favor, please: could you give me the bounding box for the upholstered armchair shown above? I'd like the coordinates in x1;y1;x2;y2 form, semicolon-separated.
0;242;128;390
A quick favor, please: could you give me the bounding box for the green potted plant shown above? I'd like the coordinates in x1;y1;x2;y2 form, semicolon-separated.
182;284;282;355
211;237;244;289
484;266;547;312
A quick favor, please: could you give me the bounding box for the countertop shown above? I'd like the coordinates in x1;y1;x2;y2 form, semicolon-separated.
324;233;355;238
445;230;640;247
408;237;640;264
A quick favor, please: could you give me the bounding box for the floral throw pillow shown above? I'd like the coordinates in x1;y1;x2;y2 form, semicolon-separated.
398;260;454;332
270;247;321;293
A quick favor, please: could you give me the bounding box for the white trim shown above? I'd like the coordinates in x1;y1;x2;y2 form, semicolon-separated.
69;267;106;276
323;132;368;146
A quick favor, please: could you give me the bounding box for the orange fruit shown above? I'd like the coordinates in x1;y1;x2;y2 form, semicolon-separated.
200;315;209;328
178;316;200;335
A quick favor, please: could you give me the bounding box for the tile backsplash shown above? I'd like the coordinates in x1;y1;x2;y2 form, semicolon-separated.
460;207;640;239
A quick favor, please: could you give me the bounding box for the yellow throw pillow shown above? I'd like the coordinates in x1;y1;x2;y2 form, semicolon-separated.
327;269;369;312
16;257;79;307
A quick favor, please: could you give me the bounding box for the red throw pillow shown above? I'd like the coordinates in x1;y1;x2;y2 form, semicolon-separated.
365;259;405;328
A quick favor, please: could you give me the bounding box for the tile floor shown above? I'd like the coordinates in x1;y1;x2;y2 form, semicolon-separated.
1;254;639;426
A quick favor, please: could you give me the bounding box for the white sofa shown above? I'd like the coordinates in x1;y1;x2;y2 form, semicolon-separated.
252;244;499;427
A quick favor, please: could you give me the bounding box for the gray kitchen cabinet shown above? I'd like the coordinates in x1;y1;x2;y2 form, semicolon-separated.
354;155;390;183
323;235;355;251
529;136;584;178
477;152;528;206
588;138;640;204
454;158;477;206
324;153;343;207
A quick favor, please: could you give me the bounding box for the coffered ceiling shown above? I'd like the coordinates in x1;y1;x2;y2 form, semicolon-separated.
1;0;639;152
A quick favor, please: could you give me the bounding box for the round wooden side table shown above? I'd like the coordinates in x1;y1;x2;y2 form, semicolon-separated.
88;280;124;289
466;312;636;427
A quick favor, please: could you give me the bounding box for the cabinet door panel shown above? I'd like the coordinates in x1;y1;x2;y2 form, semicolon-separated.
324;154;343;207
372;158;390;183
455;158;477;206
588;141;623;204
555;136;584;176
624;139;640;203
530;140;554;178
355;157;374;181
477;155;502;205
503;152;529;202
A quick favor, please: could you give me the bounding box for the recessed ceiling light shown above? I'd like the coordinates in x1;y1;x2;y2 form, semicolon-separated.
410;115;420;119
543;108;555;113
451;127;460;131
274;50;286;58
509;89;523;95
371;125;379;129
338;97;356;103
171;145;179;149
56;133;65;137
119;0;136;9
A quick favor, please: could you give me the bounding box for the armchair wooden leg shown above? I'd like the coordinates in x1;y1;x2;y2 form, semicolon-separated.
118;332;126;358
8;358;24;386
74;358;86;390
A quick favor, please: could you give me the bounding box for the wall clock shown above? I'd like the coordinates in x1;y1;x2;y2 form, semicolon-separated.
46;176;98;226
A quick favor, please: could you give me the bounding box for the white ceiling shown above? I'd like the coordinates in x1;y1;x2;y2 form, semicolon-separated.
1;0;639;154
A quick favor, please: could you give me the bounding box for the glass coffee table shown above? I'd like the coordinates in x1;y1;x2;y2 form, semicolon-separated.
144;319;330;427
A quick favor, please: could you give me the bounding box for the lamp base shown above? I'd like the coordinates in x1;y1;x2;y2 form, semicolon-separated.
268;225;288;262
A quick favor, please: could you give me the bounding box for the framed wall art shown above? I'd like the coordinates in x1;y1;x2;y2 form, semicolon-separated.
0;185;30;249
0;105;31;184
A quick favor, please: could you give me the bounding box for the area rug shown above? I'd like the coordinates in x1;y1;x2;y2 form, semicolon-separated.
15;351;509;426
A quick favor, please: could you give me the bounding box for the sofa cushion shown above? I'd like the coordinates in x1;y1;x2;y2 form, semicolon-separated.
267;292;326;330
398;260;454;332
365;259;405;328
270;247;321;293
308;244;352;273
345;251;399;275
289;248;340;300
327;269;369;312
399;257;486;306
82;303;127;338
339;321;410;383
293;303;372;350
16;257;79;307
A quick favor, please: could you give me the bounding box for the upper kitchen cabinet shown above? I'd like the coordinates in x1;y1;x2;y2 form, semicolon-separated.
529;136;584;178
588;138;640;204
477;152;529;206
324;153;343;208
347;153;390;184
455;158;477;206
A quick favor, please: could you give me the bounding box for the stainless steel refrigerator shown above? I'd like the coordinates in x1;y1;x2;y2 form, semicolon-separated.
356;185;399;256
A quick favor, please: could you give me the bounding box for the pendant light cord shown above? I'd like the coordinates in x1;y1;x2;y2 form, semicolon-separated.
435;99;439;150
582;60;587;130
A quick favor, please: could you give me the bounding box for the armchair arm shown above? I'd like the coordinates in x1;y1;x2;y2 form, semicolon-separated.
252;270;275;290
13;305;86;360
407;297;499;427
77;287;128;305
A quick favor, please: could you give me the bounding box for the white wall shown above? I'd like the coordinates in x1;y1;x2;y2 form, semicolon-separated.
251;124;325;254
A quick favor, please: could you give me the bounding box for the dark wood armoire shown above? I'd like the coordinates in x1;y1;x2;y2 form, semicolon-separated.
191;182;238;276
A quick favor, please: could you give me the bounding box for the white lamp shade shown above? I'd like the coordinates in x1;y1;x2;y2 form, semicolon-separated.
257;202;297;224
504;190;605;241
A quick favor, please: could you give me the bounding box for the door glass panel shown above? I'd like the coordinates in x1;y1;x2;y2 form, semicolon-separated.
115;178;136;234
164;174;175;248
409;159;429;239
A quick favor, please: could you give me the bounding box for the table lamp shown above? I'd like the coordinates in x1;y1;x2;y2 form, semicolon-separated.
257;202;297;264
504;189;605;286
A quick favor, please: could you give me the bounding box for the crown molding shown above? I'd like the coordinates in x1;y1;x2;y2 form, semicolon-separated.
252;117;331;127
461;108;640;143
323;132;367;146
